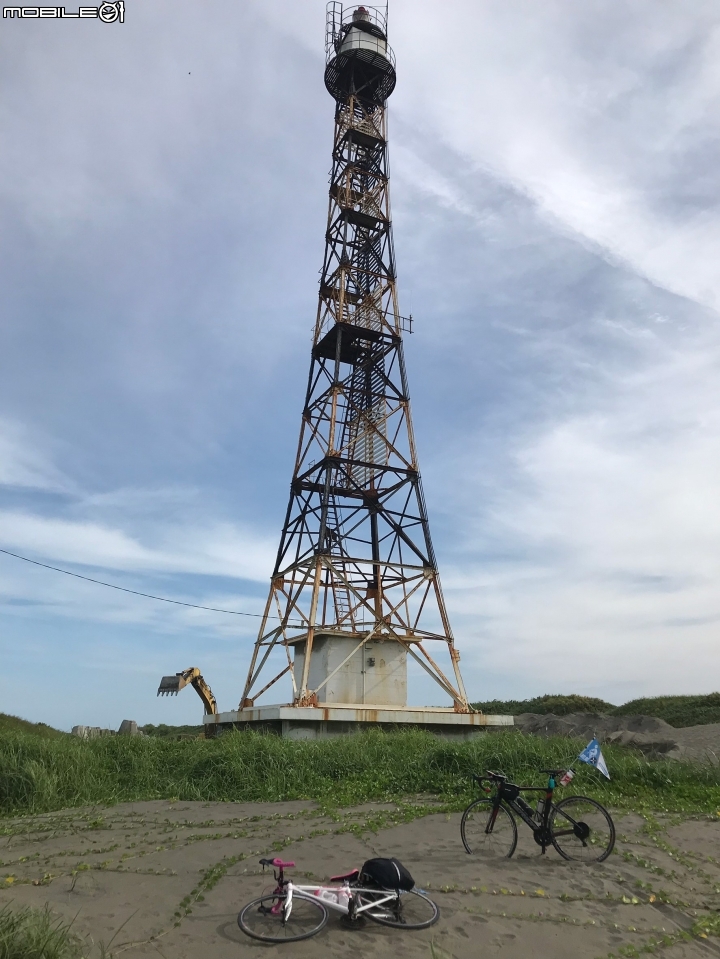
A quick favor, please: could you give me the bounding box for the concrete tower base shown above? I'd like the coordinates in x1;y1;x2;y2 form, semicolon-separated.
291;633;408;706
204;704;513;740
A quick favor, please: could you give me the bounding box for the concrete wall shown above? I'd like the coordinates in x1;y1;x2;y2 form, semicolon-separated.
292;633;407;706
72;726;116;739
71;721;143;738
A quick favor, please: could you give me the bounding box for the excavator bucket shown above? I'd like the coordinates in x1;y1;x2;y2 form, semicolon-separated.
157;674;187;696
156;667;216;717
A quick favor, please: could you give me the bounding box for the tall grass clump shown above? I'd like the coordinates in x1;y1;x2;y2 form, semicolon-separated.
1;728;720;817
0;714;65;739
0;904;84;959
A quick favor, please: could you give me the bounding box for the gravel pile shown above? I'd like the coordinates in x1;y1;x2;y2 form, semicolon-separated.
514;712;720;762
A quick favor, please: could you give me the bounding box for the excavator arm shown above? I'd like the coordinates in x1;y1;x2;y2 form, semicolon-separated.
157;667;218;715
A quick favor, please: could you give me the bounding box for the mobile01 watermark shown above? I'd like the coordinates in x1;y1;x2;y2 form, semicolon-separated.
3;2;124;20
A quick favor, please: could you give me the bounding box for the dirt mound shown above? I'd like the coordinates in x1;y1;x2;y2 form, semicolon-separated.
672;721;720;762
514;712;720;761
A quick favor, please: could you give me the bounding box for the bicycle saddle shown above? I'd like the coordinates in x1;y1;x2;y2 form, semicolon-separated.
485;770;507;780
259;858;295;868
330;868;360;882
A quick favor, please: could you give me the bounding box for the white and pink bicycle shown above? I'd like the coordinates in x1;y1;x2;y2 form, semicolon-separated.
238;857;439;943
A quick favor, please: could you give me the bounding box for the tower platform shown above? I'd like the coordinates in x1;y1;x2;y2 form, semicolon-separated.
204;704;513;740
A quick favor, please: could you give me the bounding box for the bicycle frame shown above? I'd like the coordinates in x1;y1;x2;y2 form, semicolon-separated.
263;863;403;923
505;787;551;829
484;776;560;853
282;882;400;920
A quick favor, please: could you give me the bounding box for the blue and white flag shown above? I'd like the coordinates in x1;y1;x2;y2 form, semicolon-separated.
578;738;610;780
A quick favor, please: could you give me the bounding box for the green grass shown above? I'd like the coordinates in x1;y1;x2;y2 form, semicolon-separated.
1;728;719;817
140;723;204;739
0;903;84;959
471;692;720;727
0;714;65;739
613;693;720;728
472;694;616;716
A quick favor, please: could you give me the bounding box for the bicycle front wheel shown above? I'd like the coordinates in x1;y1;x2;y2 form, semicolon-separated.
461;798;518;858
356;889;439;929
550;796;615;863
238;894;328;942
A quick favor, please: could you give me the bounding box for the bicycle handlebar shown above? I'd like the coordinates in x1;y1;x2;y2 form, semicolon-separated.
472;771;506;792
474;767;573;792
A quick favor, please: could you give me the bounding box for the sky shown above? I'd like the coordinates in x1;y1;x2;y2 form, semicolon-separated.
1;0;720;730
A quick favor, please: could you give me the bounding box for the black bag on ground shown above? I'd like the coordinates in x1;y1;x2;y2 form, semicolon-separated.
360;858;415;891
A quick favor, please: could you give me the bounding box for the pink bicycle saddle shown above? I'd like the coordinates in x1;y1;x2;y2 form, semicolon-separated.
272;858;295;868
330;868;360;882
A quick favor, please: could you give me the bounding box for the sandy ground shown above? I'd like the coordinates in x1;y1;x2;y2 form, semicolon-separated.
1;799;719;958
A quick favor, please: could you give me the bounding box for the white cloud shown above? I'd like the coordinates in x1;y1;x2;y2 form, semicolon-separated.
0;425;276;629
0;418;72;492
443;328;720;700
0;509;275;583
391;1;720;309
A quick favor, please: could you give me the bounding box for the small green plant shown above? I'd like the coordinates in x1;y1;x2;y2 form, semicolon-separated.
694;912;720;938
429;941;455;959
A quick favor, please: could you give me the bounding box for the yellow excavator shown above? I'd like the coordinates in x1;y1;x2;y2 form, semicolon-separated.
157;667;218;719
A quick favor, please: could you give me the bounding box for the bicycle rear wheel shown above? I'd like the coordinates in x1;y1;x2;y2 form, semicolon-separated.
550;796;615;863
460;798;518;858
356;889;439;929
238;894;328;942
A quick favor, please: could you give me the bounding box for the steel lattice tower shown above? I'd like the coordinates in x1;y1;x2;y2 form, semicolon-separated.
240;3;470;713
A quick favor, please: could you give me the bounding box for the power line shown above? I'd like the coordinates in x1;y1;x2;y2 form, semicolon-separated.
0;546;298;624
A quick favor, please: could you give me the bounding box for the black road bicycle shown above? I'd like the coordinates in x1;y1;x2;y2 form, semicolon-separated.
461;769;615;863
